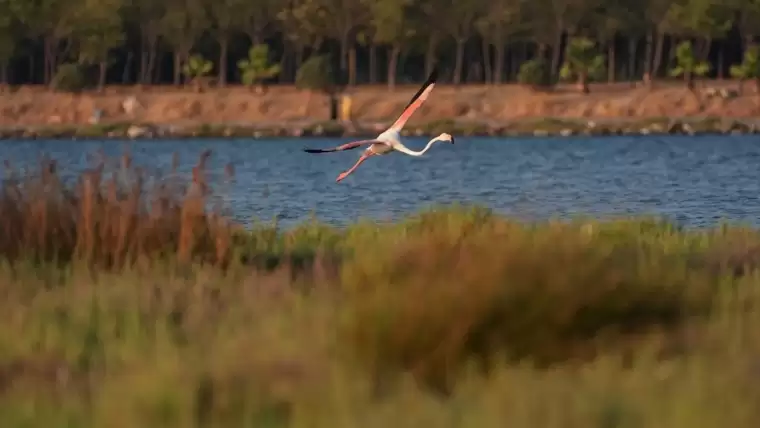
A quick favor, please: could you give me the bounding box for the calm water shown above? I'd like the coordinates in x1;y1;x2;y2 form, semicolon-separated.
2;134;759;228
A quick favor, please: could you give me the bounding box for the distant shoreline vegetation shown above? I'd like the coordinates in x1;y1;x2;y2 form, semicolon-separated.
1;117;757;141
0;0;759;97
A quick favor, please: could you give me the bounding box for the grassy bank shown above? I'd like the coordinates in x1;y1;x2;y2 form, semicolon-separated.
1;116;759;141
1;151;760;427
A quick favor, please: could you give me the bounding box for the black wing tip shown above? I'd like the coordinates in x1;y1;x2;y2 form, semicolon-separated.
427;68;439;85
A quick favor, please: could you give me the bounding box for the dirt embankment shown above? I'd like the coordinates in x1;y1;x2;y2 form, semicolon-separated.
0;81;759;128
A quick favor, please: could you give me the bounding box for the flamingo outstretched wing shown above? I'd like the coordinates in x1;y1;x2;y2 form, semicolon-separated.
388;68;439;132
303;139;385;154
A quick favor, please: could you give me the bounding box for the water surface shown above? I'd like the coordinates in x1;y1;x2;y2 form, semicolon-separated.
2;134;759;228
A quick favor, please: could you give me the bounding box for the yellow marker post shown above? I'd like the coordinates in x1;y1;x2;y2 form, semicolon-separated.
340;94;352;122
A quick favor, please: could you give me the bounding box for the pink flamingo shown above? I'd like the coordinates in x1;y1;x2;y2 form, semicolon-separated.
303;69;455;182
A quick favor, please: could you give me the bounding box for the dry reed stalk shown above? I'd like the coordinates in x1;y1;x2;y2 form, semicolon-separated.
0;148;235;270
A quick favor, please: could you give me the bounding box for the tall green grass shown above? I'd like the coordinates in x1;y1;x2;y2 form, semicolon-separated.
1;152;760;427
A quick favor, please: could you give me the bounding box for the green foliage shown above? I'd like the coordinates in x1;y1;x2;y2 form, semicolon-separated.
517;58;551;87
559;37;606;82
3;156;760;424
730;44;760;79
50;63;87;92
182;54;213;80
160;0;208;60
0;0;16;64
368;0;416;46
338;210;715;389
664;0;733;40
0;0;758;88
75;0;124;65
295;54;335;93
670;41;711;78
237;44;281;86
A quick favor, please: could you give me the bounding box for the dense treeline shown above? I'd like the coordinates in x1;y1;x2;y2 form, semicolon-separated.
0;0;759;90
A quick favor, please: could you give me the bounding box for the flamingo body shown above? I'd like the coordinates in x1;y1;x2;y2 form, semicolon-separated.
303;69;455;182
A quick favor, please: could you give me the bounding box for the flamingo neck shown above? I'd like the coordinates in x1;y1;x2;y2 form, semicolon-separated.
403;136;444;156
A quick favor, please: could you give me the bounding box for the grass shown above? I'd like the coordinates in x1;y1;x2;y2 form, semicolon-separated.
1;151;760;426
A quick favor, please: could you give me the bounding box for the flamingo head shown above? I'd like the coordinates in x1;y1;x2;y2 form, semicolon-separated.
437;132;455;144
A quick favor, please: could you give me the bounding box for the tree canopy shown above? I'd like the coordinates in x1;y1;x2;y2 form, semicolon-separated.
0;0;755;90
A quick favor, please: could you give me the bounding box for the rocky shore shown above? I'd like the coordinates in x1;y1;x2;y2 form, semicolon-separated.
1;116;759;141
3;82;760;140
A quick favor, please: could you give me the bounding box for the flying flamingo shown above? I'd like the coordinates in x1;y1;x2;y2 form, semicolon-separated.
303;69;455;182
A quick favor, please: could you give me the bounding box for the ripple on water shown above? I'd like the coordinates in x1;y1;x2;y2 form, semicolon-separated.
1;134;759;229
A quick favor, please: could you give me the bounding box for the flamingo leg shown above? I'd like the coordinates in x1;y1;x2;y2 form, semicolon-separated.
336;153;373;182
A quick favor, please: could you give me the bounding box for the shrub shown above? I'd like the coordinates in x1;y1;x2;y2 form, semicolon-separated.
559;37;605;94
183;54;214;92
0;150;235;269
670;41;710;90
238;44;281;92
730;44;760;94
517;58;552;90
338;213;713;390
50;63;88;92
295;55;335;94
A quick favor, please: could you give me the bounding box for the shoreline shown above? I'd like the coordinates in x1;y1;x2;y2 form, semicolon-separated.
1;116;759;141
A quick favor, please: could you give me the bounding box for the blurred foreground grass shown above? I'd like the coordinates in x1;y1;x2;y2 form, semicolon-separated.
1;151;760;427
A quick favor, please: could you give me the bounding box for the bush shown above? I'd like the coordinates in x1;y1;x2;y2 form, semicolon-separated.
3;155;760;424
50;63;87;92
0;150;235;269
238;44;281;91
295;55;335;94
338;210;713;390
183;54;214;92
517;58;552;89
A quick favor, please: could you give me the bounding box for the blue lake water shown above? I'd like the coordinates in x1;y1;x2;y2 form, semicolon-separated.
2;134;759;228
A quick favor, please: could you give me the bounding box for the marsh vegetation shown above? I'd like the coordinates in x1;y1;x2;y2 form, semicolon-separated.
1;150;759;426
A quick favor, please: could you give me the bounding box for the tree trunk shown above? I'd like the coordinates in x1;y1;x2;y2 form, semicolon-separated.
494;41;505;84
578;71;589;94
424;33;439;77
608;40;616;82
348;46;357;85
453;38;465;84
155;52;163;84
98;60;107;92
627;37;638;82
144;38;158;84
122;51;133;84
686;70;694;91
44;36;56;86
482;37;492;84
388;45;400;90
218;36;228;86
139;51;148;83
139;34;149;83
510;44;522;81
369;43;377;84
0;62;8;87
652;30;665;78
295;45;304;69
173;52;182;85
340;34;348;75
281;43;292;82
700;38;711;61
717;43;724;80
643;31;653;78
551;28;564;80
28;54;34;84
